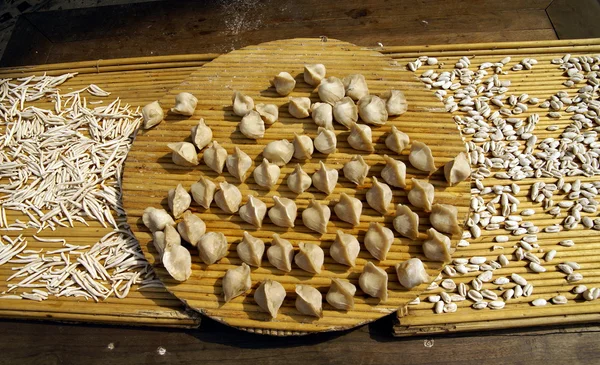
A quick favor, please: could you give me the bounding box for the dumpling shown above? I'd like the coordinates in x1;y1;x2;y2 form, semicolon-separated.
357;95;388;125
430;203;461;235
343;74;369;101
203;141;227;174
330;230;360;267
359;261;388;301
152;231;166;258
311;102;334;130
171;92;198;116
222;263;251;302
239;195;267;228
142;207;174;232
343;155;370;185
385;126;410;154
168;142;199;167
214;181;242;214
312;161;338;195
190;176;216;209
301;199;331;234
294;242;324;274
393;204;419;240
253;158;281;189
142;101;164;129
408;178;435;212
162;225;192;282
444;152;471;186
381;154;406;188
423;228;453;262
240;110;265;139
313;127;337;154
237;231;265;267
381;90;408;116
168;184;191;218
287;164;312;194
289;97;311;119
347;122;374;152
190;118;212;150
263;139;294;166
226;146;252;182
255;103;279;124
326;278;356;310
295;285;323;318
396;258;429;289
304;64;326;86
364;222;394;261
318;77;345;104
366;176;393;214
197;232;228;264
333;193;362;226
270;72;296;96
333;97;358;129
268;196;297;228
254;279;286;319
177;210;206;246
232;91;254;117
267;234;294;272
409;141;436;173
293;133;314;160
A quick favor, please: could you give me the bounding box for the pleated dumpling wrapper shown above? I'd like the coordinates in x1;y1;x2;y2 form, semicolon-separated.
430;203;462;235
222;263;252;302
190;176;216;209
190;118;212;150
318;76;345;104
347;122;374;152
226;147;252;183
366;176;393;215
239;195;267;228
364;222;394;261
330;230;360;267
294;242;324;274
381;154;407;188
385;125;410;154
197;232;228;265
381;90;408;116
396;258;430;289
444;152;471;186
141;101;164;129
232;91;254;117
393;204;419;240
409;140;436;173
203;141;227;174
263;139;294;166
312;161;338;195
253;158;281;189
154;223;179;259
176;210;206;246
326;278;356;310
167;184;191;219
240;110;265;139
270;72;296;96
357;95;387;125
267;234;294;272
311;102;334;130
214;181;242;214
255;103;278;125
142;207;174;232
287;164;312;194
289;97;311;119
254;279;286;319
168;142;199;167
423;228;453;262
313;127;337;155
295;285;323;318
333;97;358;129
161;225;192;282
333;193;362;226
302;199;331;235
237;231;265;267
171;92;198;116
343;155;370;185
268;196;297;228
359;261;388;301
292;134;314;160
152;231;166;259
408;178;435;212
304;64;326;86
343;74;369;101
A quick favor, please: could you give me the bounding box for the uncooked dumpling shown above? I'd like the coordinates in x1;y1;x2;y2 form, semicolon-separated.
381;154;407;188
313;127;337;155
343;155;370;185
177;210;206;246
168;184;191;218
237;231;265;267
203;141;227;174
240;110;265;139
232;91;254;117
364;222;394;261
255;103;279;124
171;92;198;116
357;95;387;125
254;279;286;319
312;161;338;195
268;196;297;228
142;101;164;129
333;193;362;226
293;133;314;160
222;263;251;302
385;126;410;154
263;139;294;166
267;234;294;272
190;118;213;150
347;122;374;152
423;228;453;262
366;176;393;214
197;231;228;264
301;199;331;234
444;152;471;186
239;195;267;228
294;242;324;274
162;225;192;282
311;102;334;130
168;142;199;167
152;231;166;259
190;176;216;209
289;97;311;119
409;141;436;173
287;164;312;194
333;97;358;129
270;72;296;96
396;258;429;289
253;158;281;189
326;278;356;310
226;146;252;182
393;204;419;240
359;261;388;301
214;181;242;214
330;230;360;267
381;90;408;116
430;203;461;235
408;178;435;212
143;207;175;233
295;285;323;318
304;64;326;86
343;74;369;101
318;77;345;104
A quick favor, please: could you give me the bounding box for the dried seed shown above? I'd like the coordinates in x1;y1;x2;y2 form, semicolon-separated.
440;291;452;304
529;262;546;273
434;300;444;314
512;273;527;285
531;298;547;306
472;301;488;310
573;285;587;294
523;283;534;297
489;300;505;310
567;273;583;282
441;279;457;290
551;295;568;305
